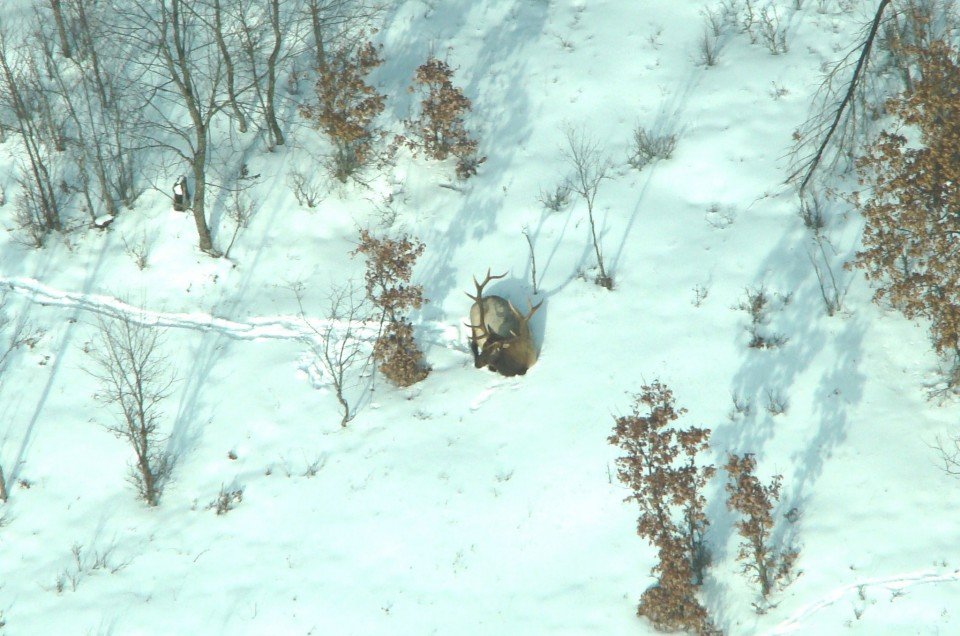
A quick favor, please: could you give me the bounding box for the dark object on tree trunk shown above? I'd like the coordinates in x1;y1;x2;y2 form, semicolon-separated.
172;176;190;212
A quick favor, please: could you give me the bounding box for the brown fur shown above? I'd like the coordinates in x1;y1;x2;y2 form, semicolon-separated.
466;271;541;377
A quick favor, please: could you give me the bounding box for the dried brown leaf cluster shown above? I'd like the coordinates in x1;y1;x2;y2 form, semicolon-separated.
372;319;428;387
608;381;715;634
400;57;485;179
854;40;960;379
299;42;386;181
353;229;429;386
724;454;796;598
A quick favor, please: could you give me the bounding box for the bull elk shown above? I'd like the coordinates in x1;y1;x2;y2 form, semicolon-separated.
465;270;543;377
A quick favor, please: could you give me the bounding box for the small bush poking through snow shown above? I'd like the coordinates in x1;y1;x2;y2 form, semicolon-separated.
736;285;788;349
537;181;572;212
608;381;716;634
627;125;677;171
208;485;244;516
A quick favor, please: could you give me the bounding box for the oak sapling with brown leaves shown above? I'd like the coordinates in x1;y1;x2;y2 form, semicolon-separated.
353;229;429;387
854;40;960;389
300;41;386;182
609;381;716;634
724;453;798;599
400;57;485;180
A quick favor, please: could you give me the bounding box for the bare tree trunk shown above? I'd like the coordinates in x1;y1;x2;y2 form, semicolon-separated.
212;0;248;133
264;0;285;147
190;132;215;253
49;0;72;59
158;0;220;254
789;0;892;192
307;0;328;71
41;32;119;220
0;35;61;233
0;464;7;503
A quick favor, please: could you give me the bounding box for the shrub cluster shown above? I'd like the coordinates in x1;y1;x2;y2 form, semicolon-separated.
610;382;798;632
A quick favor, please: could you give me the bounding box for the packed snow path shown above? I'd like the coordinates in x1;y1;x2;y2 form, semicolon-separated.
769;569;960;634
0;276;462;348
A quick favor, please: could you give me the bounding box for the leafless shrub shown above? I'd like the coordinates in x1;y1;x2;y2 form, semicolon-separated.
764;388;788;415
289;169;325;209
563;126;613;289
609;381;716;633
53;542;128;594
294;281;371;426
932;432;960;476
724;454;798;598
692;284;709;307
302;455;325;477
798;193;826;233
698;29;721;67
224;189;255;259
353;229;429;387
13;189;53;249
757;4;788;54
0;464;6;503
737;285;788;349
0;293;42;377
730;392;753;420
628;125;678;170
537;180;572;212
701;5;725;37
208;484;244;515
86;315;174;506
808;236;849;316
122;232;150;270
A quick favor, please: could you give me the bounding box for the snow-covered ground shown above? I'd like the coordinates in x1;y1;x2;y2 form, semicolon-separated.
1;0;959;634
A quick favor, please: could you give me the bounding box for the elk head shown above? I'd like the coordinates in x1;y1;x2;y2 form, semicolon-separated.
465;269;542;377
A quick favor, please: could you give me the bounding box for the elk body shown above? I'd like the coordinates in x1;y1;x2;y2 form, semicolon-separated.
466;270;542;377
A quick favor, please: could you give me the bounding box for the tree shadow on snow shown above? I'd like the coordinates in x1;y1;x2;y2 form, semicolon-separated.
703;202;866;630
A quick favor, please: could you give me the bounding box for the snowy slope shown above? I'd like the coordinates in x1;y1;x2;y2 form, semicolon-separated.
1;0;959;634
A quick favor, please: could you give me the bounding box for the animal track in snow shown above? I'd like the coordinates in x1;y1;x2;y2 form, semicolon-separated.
769;568;960;634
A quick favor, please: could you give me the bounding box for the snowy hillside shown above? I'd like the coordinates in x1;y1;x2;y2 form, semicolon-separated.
1;0;959;634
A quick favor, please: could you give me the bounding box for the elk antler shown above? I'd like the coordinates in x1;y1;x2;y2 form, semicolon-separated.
464;269;508;350
506;299;543;339
523;299;543;322
465;268;507;304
